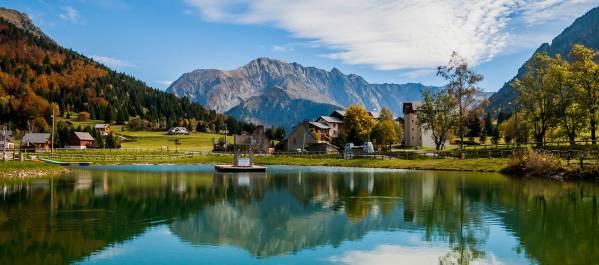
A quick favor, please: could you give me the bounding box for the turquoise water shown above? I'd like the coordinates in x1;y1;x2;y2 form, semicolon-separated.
0;165;597;265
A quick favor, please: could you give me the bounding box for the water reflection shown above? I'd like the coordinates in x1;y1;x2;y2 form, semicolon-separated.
0;165;597;265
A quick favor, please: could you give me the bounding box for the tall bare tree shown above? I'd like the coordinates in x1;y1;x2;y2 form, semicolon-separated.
416;89;456;150
437;52;483;154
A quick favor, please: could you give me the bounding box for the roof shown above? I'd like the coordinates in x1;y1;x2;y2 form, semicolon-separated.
74;132;95;141
331;110;346;117
308;121;330;130
95;124;109;129
22;133;50;144
318;116;343;123
281;123;310;142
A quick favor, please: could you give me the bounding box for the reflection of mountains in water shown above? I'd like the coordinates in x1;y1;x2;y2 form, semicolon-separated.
170;189;415;257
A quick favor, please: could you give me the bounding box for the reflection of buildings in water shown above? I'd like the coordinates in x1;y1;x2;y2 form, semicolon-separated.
421;171;435;204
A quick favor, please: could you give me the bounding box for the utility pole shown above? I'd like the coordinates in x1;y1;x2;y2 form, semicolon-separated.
2;124;6;161
515;103;520;148
51;108;55;155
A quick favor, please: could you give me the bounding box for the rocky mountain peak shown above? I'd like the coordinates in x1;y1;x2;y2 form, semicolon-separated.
0;7;47;39
167;58;441;127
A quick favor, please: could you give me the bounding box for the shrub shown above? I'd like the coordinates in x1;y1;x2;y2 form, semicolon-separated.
505;148;562;177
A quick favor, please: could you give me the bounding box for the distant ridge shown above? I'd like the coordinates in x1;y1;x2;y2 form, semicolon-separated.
167;58;441;127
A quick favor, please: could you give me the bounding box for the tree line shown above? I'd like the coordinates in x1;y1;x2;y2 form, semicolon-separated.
511;44;599;146
414;45;599;150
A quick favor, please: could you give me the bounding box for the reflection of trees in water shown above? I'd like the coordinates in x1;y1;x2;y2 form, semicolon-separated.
170;171;498;259
0;170;219;265
492;181;599;265
0;168;597;264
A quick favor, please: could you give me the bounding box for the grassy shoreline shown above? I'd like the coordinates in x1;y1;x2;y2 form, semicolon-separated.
0;161;68;178
50;154;510;172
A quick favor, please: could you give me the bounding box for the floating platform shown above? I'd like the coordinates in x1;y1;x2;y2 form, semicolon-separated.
40;158;93;167
214;164;266;172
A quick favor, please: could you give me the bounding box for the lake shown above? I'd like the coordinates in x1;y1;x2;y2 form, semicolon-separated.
0;165;597;265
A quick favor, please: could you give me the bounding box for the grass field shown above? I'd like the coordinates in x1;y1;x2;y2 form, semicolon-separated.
43;152;509;172
118;131;228;150
59;119;226;150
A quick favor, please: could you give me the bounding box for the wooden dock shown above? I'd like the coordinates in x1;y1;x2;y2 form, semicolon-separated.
40;158;93;167
214;164;266;172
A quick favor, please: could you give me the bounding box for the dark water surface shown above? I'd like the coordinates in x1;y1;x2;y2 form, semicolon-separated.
0;165;597;265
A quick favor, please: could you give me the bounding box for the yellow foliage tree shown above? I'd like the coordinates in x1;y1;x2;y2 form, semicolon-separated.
341;104;375;145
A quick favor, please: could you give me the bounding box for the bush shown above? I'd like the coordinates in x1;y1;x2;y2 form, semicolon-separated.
77;111;91;121
505;148;562;178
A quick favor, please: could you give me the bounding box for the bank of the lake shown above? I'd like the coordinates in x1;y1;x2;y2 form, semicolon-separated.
48;154;510;172
0;161;68;178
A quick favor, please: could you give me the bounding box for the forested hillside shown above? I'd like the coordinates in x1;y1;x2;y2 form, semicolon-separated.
488;6;599;113
0;13;254;134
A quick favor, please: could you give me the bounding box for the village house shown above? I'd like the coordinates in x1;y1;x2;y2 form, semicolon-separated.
403;102;436;148
307;121;331;142
280;123;313;152
167;127;190;135
67;132;95;149
0;130;15;149
307;142;339;153
330;110;346;121
95;124;111;136
21;133;51;150
250;126;271;154
316;115;343;138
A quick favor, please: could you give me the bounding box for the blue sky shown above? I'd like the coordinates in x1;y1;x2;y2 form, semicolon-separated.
3;0;599;91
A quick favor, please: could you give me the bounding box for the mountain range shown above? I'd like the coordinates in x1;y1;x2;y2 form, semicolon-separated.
488;6;599;113
167;58;441;128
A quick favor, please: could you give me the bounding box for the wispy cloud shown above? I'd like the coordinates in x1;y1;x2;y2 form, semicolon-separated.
184;0;599;70
91;55;137;68
59;6;80;23
155;80;174;86
329;245;504;265
400;68;437;79
272;45;293;52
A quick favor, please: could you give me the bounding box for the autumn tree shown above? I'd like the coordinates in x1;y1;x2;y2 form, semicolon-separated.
437;52;483;153
341;104;375;145
548;55;587;146
77;111;90;121
371;107;398;150
569;44;599;145
416;89;456;150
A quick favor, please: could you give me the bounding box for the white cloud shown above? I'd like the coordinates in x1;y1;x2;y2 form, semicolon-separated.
272;45;292;52
401;68;437;79
155;80;174;86
519;0;599;26
59;6;80;22
91;55;137;68
329;245;504;265
184;0;599;70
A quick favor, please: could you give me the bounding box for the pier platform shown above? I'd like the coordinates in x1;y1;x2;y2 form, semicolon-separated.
214;164;266;172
